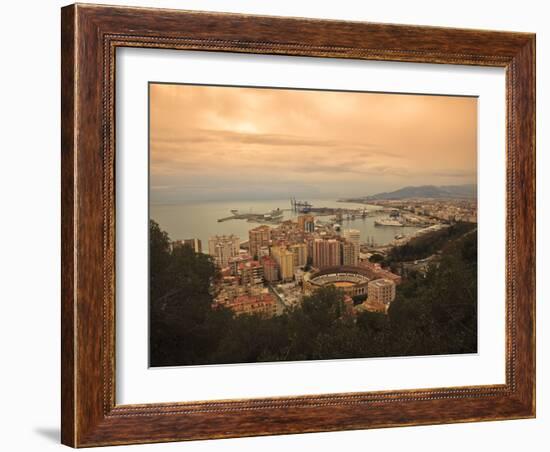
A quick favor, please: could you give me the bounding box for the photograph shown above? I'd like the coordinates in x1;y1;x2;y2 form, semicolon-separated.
148;83;479;367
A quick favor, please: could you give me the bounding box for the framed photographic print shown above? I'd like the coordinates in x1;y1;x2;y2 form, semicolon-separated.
61;3;536;447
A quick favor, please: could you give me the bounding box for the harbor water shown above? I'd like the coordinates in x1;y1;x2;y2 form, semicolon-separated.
150;199;423;252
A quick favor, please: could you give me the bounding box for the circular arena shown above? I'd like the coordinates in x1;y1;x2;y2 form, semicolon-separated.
304;266;370;297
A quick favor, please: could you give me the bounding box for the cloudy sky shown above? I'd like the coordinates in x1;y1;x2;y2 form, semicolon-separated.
149;83;477;204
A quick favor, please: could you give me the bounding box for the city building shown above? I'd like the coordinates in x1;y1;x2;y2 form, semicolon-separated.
367;278;396;305
261;256;279;283
343;229;360;265
359;261;402;285
312;238;341;269
248;225;271;258
297;214;315;233
214;274;267;306
279;249;295;282
172;238;202;254
341;241;357;266
238;260;264;286
272;246;295;282
215;293;278;317
228;255;250;276
214;275;241;303
271;219;305;244
257;245;270;258
208;234;240;268
289;242;308;268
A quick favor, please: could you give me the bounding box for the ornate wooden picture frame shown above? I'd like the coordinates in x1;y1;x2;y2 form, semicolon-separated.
61;3;535;447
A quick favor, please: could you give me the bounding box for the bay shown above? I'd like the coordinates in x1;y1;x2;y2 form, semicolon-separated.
150;198;423;252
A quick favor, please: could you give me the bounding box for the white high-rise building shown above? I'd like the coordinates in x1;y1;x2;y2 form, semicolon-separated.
208;234;240;268
341;241;356;266
343;229;360;266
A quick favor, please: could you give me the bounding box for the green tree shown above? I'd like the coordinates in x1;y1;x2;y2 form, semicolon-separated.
369;253;385;264
149;220;221;366
387;231;477;356
149;219;171;302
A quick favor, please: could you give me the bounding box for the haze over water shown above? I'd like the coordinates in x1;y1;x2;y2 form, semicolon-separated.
151;198;422;251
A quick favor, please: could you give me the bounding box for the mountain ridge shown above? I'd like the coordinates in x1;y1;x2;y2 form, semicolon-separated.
342;184;477;202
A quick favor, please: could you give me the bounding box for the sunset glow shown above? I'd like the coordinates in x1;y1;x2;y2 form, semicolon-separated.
149;83;477;203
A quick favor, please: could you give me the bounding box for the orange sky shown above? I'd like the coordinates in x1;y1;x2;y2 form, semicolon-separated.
150;83;477;203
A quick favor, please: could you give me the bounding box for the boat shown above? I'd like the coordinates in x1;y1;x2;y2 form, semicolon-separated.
269;208;283;218
374;218;405;227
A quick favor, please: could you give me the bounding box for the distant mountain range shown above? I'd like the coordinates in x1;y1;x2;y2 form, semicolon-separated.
342;184;477;202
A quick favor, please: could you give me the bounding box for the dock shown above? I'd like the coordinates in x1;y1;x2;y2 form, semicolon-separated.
217;209;284;224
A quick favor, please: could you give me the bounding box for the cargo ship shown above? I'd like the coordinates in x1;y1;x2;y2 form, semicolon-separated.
374;218;404;227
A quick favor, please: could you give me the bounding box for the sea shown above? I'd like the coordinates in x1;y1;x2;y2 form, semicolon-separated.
150;198;423;252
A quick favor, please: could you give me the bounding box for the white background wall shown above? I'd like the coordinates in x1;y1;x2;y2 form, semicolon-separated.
0;1;546;450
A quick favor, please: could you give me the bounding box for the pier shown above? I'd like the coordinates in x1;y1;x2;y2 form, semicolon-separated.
290;198;379;218
217;208;284;224
290;197;312;213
